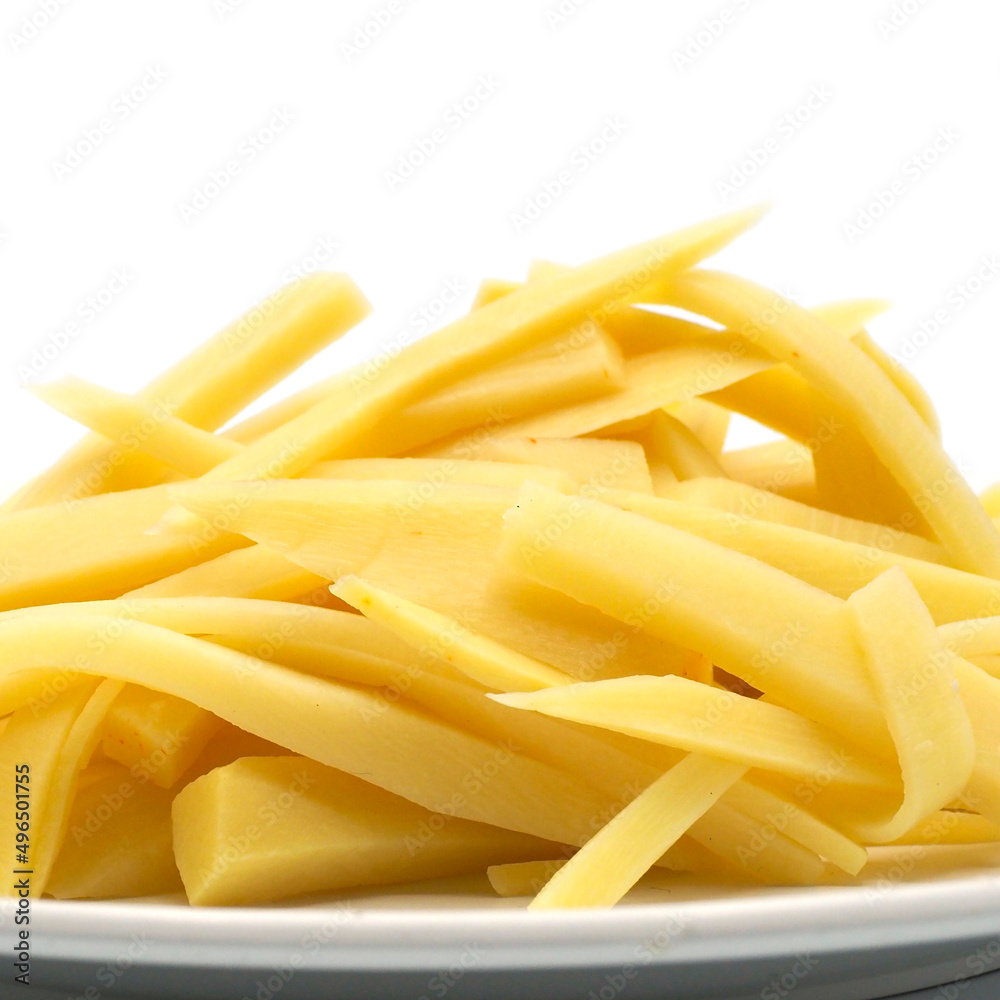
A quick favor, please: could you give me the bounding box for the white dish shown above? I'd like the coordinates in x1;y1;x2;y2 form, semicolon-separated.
17;846;1000;999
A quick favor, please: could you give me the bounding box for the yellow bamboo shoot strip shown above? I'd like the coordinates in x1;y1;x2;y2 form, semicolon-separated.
47;761;183;900
662;478;947;564
130;460;574;603
327;577;862;873
599;490;1000;626
808;383;929;534
645;410;726;480
887;811;1000;847
172;756;557;906
661;270;1000;577
528;756;746;909
851;329;941;439
671;399;731;455
0;485;248;613
722;779;868;876
3;273;371;512
686;801;829;886
0;614;612;847
128;544;329;601
703;300;941;446
27;376;242;478
467;336;773;443
332;576;574;692
424;438;653;494
226;324;624;449
489;859;570;896
948;658;1000;828
968;654;1000;679
158;208;764;533
167;479;706;682
939;618;1000;657
528;258;729;357
0;597;424;670
0;679;123;896
99;686;224;788
309;458;576;493
496;482;891;754
472;277;521;308
719;440;817;504
492;677;893;789
846;569;976;843
0;682;100;896
379;331;625;457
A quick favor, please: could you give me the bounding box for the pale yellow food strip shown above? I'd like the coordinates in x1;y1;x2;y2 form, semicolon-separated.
938;617;1000;657
846;568;975;843
0;681;100;895
27;375;242;477
332;576;574;692
643;410;726;480
599;489;1000;625
948;658;1000;827
472;277;522;308
492;677;893;789
130;459;575;604
808;384;928;533
167;479;707;682
0;613;613;847
722;779;868;876
3;273;370;511
495;481;890;753
473;336;773;442
47;761;182;900
968;654;1000;679
703;299;935;448
226;325;623;449
719;439;817;504
851;329;941;439
0;484;248;613
686;801;829;885
327;577;856;875
887;810;1000;847
172;756;556;906
309;457;577;493
527;755;746;909
99;686;224;788
662;478;946;564
0;679;122;895
128;544;329;601
158;208;765;532
425;437;653;494
661;270;1000;577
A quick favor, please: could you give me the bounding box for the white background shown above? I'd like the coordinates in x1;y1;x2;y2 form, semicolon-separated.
2;0;998;502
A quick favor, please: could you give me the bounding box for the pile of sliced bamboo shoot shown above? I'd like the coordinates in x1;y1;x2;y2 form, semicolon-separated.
5;207;1000;909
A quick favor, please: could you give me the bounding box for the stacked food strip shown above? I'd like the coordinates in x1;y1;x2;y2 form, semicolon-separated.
3;207;1000;908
